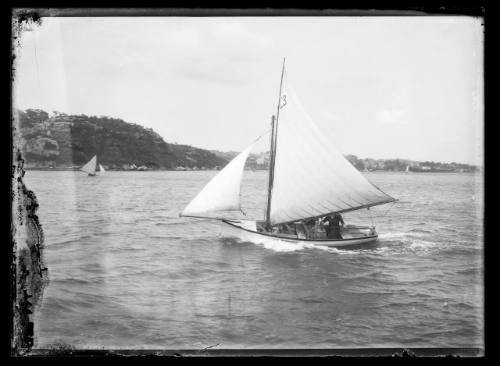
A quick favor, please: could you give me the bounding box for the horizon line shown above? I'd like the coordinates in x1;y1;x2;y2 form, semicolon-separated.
14;107;483;168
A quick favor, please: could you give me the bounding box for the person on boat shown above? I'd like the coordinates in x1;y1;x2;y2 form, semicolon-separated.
303;218;316;238
278;224;288;234
305;218;315;227
322;213;344;239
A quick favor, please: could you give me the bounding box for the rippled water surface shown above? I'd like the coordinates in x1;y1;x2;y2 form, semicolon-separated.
25;170;483;349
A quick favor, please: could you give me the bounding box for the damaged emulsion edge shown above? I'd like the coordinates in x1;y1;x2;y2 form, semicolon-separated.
11;8;49;356
8;7;485;358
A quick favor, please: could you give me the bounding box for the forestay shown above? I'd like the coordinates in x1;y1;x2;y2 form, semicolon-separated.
269;72;396;225
80;155;97;175
181;142;257;218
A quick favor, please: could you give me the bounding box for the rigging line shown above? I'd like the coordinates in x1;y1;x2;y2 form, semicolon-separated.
217;222;223;238
266;60;286;220
368;207;374;227
258;127;272;140
275;58;286;123
379;201;397;223
237;136;265;217
252;131;268;144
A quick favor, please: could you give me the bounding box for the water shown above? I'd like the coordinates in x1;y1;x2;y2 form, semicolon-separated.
24;170;484;349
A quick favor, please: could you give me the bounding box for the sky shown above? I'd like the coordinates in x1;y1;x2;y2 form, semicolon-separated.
13;16;484;165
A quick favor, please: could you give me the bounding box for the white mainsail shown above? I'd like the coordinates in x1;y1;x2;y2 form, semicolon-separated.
99;164;106;173
268;71;395;225
181;142;257;217
80;155;97;175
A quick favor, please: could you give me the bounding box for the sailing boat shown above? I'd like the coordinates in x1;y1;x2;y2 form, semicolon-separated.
80;155;105;176
405;165;410;174
180;59;397;248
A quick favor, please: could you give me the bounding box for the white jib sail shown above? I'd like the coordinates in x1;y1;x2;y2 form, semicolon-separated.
269;72;395;225
99;164;106;173
80;155;97;175
181;142;257;217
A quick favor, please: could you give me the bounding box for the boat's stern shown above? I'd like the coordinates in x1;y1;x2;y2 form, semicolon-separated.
341;225;377;239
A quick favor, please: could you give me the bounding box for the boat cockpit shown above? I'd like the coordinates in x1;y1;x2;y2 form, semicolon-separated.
256;220;375;240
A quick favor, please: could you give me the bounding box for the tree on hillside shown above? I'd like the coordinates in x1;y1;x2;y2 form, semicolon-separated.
18;109;49;128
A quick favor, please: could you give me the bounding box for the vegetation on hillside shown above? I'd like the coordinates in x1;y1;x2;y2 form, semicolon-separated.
16;109;228;170
15;109;479;173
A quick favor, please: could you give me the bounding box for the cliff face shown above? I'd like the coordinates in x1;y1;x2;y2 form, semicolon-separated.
18;109;228;169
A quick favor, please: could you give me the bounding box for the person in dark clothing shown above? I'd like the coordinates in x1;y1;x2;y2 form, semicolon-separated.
305;218;315;226
322;213;344;239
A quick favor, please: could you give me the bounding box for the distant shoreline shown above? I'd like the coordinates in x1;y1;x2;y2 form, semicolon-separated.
16;109;480;175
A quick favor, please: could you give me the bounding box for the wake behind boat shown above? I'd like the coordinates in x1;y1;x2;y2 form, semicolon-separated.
180;59;397;248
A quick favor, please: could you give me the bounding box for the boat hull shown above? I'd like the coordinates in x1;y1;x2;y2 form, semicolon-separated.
222;220;378;248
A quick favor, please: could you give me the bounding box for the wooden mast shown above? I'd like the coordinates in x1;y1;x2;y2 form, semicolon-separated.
265;116;275;228
265;58;286;229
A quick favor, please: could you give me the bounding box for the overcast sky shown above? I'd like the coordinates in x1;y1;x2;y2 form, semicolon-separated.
14;16;483;165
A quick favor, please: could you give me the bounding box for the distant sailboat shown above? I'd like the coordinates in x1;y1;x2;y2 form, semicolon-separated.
405;165;410;174
180;59;397;248
80;155;105;176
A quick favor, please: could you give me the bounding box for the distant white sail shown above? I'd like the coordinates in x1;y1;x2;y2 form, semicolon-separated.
181;142;257;217
80;155;97;175
269;73;395;225
99;164;106;173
